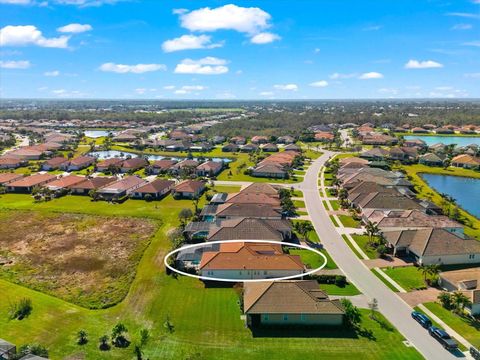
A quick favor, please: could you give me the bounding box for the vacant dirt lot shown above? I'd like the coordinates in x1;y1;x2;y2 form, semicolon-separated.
0;210;158;308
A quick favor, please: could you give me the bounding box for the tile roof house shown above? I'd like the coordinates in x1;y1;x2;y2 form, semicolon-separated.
261;143;279;152
0;172;24;186
207;217;292;241
60;156;95;171
230;136;246;145
6;148;43;160
150;159;177;174
97;176;147;200
0;156;26;169
314;132;334;142
170;159;200;174
419;153;444;166
451;154;480;169
44;175;85;192
173;180;206;199
359;147;390;160
68;176;116;195
355;192;423;212
204;203;283;221
227;192;281;207
252;163;287;179
196;161;224;177
6;173;57;193
283;143;301;152
251;135;269;144
222;143;239;152
96;157;124;172
362;134;398;145
383;228;480;265
440;268;480;315
240;143;259;152
41;156;69;170
244;281;345;327
131;179;175;199
276;135;295;144
120;157;149;173
199;242;304;280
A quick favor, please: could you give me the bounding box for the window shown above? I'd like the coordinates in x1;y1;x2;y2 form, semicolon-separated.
300;314;306;321
264;271;267;275
263;314;269;321
283;314;288;321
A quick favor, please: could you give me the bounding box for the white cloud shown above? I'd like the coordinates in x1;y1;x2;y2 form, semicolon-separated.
358;72;384;79
250;32;280;44
172;8;188;15
464;72;480;78
463;40;480;47
57;23;92;33
0;25;70;48
273;84;298;91
451;23;472;30
162;34;222;52
44;70;60;76
216;91;236;99
329;72;356;79
314;48;320;53
260;91;274;96
135;88;146;94
51;88;87;97
179;4;271;34
0;0;31;4
173;85;206;94
404;59;444;69
0;0;119;4
363;25;383;31
99;62;166;74
174;57;229;75
0;60;30;68
446;12;480;19
309;80;328;87
163;85;176;90
378;88;398;95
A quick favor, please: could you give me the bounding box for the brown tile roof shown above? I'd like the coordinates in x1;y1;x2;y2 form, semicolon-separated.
0;172;24;185
227;192;281;206
374;210;461;230
441;268;480;290
68;176;116;190
208;218;289;241
196;160;223;172
97;158;124;168
7;173;57;187
199;242;304;271
216;203;282;218
241;182;279;196
99;176;147;192
384;228;480;257
43;156;68;167
172;159;200;170
152;159;177;170
134;179;175;194
358;192;422;211
121;157;149;169
45;175;85;189
0;157;24;166
174;180;205;193
69;156;95;166
244;280;345;315
451;154;480;166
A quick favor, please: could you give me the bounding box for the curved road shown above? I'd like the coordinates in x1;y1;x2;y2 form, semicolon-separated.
299;150;457;360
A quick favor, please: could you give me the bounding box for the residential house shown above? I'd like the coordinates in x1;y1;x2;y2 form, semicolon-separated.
436;127;454;134
230;136;246;145
276;135;295;144
207;217;292;241
284;143;301;152
222;143;239;152
383;228;480;265
0;173;23;186
68;176;116;195
251;135;269;144
196;161;224;177
0;157;26;169
150;159;177;174
7;148;43;160
202;203;283;221
419;153;444;167
44;175;85;193
61;156;95;171
212;135;226;144
131;179;175;199
240;143;259;152
252;163;287;179
170;159;200;174
360;148;390;161
97;176;147;200
244;281;345;327
261;143;279;152
96;158;124;172
199;242;304;280
411;127;429;134
173;180;206;199
404;138;427;148
6;173;57;193
451;154;480;169
354;192;423;213
41;156;69;171
120;157;149;173
314;132;334;142
440;268;480;315
362;134;397;145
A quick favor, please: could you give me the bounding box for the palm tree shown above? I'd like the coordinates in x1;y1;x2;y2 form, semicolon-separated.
77;330;88;345
364;221;380;244
437;292;453;310
133;344;144;360
451;291;472;315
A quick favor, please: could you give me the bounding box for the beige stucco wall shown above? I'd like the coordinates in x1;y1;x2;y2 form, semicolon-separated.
259;313;343;326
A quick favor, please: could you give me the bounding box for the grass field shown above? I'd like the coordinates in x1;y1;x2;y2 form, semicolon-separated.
338;215;361;228
350;235;379;259
330;200;340;211
342;235;365;259
330;216;339;227
423;302;480;348
371;268;400;292
0;193;422;359
399;164;480;240
382;267;426;292
293;200;306;209
288;249;337;270
319;283;361;296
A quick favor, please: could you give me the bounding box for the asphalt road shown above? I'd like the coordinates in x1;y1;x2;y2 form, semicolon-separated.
299;150;459;360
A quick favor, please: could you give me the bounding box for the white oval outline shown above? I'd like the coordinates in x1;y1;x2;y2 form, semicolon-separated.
164;239;328;283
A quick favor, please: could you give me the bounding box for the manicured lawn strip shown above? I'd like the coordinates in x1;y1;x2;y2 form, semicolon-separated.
371;268;400;292
289;249;335;270
326;188;336;197
291;189;303;197
212;185;242;194
322;200;329;209
324;179;333;186
350;235;378;259
319;283;361;296
296;211;308;216
330;215;339;227
293;200;305;209
330;200;340;211
400;164;480;240
338;215;360;228
423;302;480;348
342;234;364;259
381;267;426;292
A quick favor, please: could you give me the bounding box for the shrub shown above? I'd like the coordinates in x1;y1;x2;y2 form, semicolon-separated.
334;275;347;287
17;344;48;358
9;298;32;320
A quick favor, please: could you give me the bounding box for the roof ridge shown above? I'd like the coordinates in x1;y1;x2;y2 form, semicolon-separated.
244;281;275;313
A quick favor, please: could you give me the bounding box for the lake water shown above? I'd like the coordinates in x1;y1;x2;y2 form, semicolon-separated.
89;150;232;163
422;174;480;218
404;135;480;147
84;130;116;138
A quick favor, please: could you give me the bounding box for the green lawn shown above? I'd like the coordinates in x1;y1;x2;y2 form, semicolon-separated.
338;215;361;228
289;249;337;270
326;188;336;197
322;200;329;209
0;193;422;359
330;215;339;227
330;200;340;211
350;235;379;259
342;235;365;259
423;302;480;348
213;185;242;194
319;283;361;296
381;267;426;291
291;220;320;243
293;200;306;209
371;268;400;292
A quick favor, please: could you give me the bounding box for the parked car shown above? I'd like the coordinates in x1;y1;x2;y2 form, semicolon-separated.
470;346;480;360
411;311;432;329
428;326;458;350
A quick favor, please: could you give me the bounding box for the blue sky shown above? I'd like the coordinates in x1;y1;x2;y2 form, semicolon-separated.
0;0;479;99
